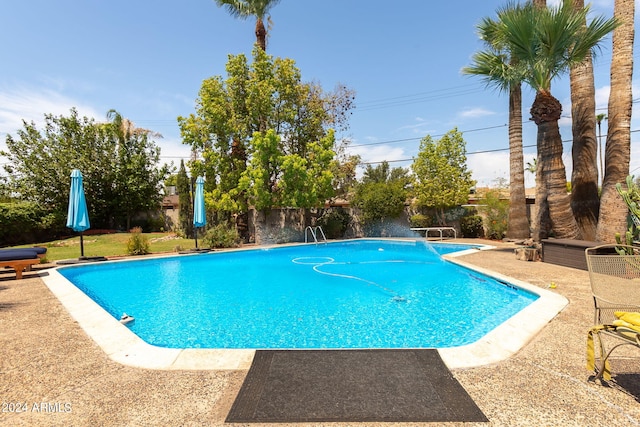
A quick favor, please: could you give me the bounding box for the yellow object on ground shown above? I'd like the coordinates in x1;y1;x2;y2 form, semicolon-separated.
586;325;612;381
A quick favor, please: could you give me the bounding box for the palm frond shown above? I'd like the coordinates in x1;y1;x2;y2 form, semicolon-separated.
462;51;522;93
215;0;281;19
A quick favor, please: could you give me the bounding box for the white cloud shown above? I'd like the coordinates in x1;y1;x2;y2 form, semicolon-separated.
458;107;496;119
0;85;102;139
347;145;406;166
396;118;433;134
0;85;195;173
467;151;538;188
595;85;610;110
157;136;192;166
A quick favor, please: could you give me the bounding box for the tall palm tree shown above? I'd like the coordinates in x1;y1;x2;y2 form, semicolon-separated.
465;2;617;240
596;0;635;242
596;113;607;186
463;16;529;239
530;0;553;241
215;0;281;51
569;0;599;241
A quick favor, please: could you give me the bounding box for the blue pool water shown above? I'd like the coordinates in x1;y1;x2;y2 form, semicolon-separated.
59;239;538;349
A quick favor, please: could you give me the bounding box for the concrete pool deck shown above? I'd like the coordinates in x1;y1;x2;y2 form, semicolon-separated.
2;239;640;426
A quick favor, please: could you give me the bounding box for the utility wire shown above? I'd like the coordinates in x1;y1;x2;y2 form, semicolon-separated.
349;123;515;148
356;128;640;166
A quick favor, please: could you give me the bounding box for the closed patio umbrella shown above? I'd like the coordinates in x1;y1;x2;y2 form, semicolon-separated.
193;176;206;249
66;169;90;258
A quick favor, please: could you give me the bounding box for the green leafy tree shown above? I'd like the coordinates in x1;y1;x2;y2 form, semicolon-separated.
178;49;353;222
2;108;170;230
332;150;360;199
2;109;113;225
352;161;410;227
239;129;336;212
106;110;171;230
412;129;475;225
164;174;177;188
176;160;193;237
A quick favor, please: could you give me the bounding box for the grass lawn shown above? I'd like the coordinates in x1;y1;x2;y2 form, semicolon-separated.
14;232;197;262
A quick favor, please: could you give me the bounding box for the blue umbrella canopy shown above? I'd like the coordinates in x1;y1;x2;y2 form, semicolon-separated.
66;169;90;232
193;176;206;228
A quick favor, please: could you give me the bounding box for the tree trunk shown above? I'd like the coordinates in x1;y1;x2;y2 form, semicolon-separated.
255;18;267;51
530;0;550;242
596;0;635;242
532;152;551;241
531;91;580;240
569;0;599;241
507;82;530;239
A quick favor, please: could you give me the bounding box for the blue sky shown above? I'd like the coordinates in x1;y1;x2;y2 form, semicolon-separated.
0;0;637;188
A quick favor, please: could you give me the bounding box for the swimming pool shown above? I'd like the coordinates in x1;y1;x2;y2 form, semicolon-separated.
57;239;538;349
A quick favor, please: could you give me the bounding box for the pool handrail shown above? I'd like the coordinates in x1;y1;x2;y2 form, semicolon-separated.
304;226;327;244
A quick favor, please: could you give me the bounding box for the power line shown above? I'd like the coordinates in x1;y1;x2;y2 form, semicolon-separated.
357;127;640;166
349;123;513;148
355;84;487;112
358;144;538;166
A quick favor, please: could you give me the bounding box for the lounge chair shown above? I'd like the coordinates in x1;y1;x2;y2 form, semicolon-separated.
0;247;47;280
585;244;640;381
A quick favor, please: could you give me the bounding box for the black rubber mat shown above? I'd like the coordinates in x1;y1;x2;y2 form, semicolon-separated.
226;349;488;423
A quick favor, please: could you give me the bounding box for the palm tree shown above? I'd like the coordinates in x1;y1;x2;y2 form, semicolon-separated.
596;0;635;242
569;0;599;241
529;0;553;241
596;113;607;187
215;0;281;51
464;2;617;240
462;15;529;239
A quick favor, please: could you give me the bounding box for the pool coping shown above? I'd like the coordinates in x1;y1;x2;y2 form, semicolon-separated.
40;240;568;371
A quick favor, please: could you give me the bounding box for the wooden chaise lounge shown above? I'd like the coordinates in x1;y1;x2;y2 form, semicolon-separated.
0;248;46;280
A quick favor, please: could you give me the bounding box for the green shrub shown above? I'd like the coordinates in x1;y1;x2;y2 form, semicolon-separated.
317;208;350;239
0;202;65;246
130;215;166;233
460;215;484;238
479;190;509;240
202;223;240;248
352;180;407;225
409;213;432;228
126;227;150;255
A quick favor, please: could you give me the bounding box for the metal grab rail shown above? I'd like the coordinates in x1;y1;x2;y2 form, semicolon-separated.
410;227;457;240
304;226;327;244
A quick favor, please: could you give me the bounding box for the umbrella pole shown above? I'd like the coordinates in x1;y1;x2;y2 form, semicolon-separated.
80;232;85;258
194;227;199;249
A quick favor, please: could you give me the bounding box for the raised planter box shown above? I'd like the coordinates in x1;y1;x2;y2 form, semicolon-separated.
541;238;599;270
